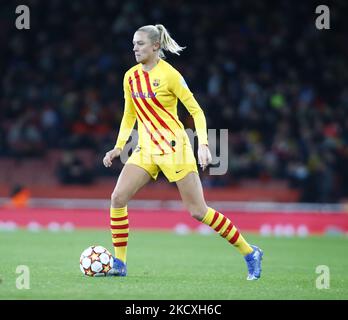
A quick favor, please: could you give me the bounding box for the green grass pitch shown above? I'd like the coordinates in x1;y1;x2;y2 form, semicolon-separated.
0;230;347;300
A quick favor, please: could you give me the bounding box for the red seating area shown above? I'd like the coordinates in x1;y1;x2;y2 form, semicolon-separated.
0;149;96;187
0;149;300;201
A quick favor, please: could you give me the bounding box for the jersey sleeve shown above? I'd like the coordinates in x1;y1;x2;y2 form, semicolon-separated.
169;68;208;145
114;72;137;150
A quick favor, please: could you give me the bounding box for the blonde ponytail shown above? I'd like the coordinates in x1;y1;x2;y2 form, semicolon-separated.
137;24;186;59
155;24;186;58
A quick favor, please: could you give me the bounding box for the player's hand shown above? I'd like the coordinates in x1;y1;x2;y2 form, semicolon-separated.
198;144;212;171
103;148;122;167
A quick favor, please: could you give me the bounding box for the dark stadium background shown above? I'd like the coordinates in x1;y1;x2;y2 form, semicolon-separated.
0;0;348;235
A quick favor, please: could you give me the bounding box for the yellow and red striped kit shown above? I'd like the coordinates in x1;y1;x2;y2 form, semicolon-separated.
115;59;208;154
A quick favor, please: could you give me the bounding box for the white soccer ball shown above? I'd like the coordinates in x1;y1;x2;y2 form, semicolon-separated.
79;245;114;277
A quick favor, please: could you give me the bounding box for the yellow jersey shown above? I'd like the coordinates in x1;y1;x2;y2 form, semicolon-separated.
115;58;208;155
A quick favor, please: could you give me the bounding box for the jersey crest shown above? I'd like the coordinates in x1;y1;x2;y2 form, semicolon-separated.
153;78;160;87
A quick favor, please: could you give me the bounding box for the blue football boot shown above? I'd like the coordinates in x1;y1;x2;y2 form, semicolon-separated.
244;245;263;280
109;257;127;276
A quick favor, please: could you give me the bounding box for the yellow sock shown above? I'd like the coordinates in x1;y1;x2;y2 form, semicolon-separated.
110;206;129;263
202;207;253;256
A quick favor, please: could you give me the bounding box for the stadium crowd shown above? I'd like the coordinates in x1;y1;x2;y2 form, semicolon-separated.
1;0;348;202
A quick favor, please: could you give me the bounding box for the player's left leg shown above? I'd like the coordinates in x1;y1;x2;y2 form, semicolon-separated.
176;172;263;280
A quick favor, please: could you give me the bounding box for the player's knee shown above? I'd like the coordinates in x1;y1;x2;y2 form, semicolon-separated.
186;204;207;221
111;191;128;208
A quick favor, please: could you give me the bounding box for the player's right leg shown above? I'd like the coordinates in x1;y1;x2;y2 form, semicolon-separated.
110;163;153;276
111;163;153;209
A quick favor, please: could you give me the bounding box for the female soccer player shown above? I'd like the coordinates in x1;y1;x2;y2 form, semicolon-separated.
103;24;263;280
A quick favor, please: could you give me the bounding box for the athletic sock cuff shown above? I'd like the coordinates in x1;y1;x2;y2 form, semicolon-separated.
110;206;127;215
202;207;215;225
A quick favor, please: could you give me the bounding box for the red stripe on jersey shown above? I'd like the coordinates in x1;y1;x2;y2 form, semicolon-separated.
135;109;165;154
113;241;128;247
128;77;170;153
112;233;129;238
214;216;227;232
111;216;128;222
229;230;240;244
209;211;220;227
110;224;129;230
129;77;165;154
134;70;177;140
142;71;182;129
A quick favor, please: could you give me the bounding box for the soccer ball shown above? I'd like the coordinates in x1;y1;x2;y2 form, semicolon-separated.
79;245;114;277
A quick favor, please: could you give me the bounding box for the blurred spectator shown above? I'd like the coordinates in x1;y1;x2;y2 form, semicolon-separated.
57;151;94;185
4;184;31;208
40;104;60;146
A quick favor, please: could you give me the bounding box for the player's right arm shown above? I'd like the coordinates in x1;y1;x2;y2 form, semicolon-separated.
103;72;137;167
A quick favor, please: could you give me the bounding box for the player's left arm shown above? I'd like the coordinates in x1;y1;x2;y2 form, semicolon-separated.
169;69;212;170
